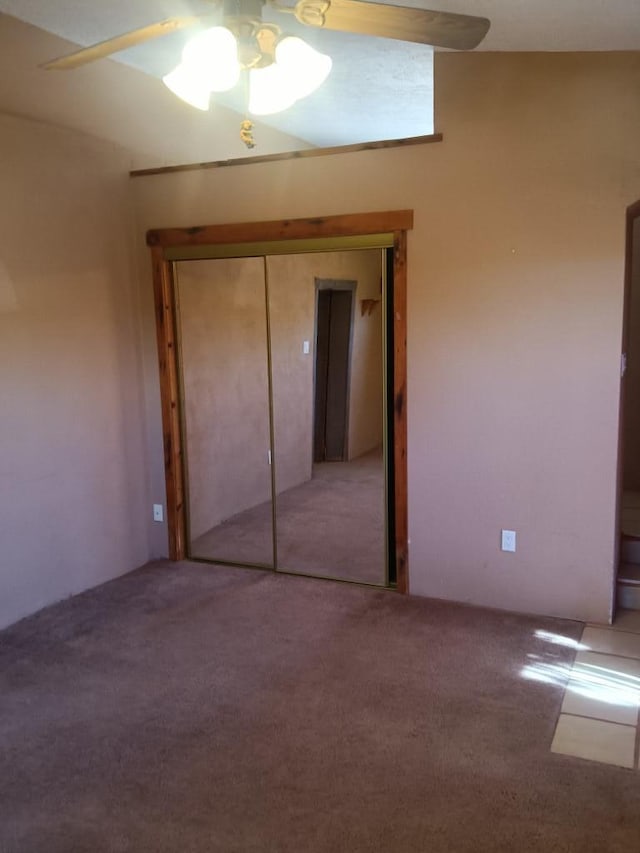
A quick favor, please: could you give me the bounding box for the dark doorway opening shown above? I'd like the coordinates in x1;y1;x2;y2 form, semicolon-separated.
313;284;355;463
616;199;640;612
385;248;397;586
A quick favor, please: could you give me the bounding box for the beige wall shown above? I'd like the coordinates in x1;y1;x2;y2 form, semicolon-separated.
623;217;640;490
176;258;272;540
133;52;640;622
0;113;149;629
344;252;385;459
267;254;314;493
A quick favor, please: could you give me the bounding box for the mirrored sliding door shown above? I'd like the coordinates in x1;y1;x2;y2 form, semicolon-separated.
173;248;389;585
268;250;387;585
175;257;275;568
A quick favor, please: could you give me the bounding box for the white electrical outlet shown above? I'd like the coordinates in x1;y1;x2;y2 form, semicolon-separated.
501;530;516;552
153;504;164;523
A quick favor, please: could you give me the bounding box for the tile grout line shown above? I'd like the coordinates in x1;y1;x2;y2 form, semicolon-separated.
587;625;640;637
576;648;640;663
558;711;637;729
582;622;640;637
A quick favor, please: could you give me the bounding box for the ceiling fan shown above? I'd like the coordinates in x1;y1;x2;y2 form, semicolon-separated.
42;0;490;147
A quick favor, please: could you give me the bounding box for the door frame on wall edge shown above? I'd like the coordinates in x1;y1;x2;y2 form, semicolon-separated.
614;198;640;618
147;210;412;594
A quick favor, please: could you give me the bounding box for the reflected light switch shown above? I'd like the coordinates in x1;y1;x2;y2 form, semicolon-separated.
303;340;310;354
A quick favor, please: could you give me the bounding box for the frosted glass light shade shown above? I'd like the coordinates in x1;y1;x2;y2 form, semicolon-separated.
275;36;332;99
164;29;331;115
182;26;240;92
248;64;297;116
249;36;331;115
162;64;211;110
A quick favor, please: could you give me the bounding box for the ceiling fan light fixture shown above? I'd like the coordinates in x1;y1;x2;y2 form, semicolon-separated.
161;19;331;116
162;64;211;110
274;36;332;100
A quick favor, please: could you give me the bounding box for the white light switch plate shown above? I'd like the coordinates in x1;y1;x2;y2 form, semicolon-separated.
153;504;164;522
501;529;516;552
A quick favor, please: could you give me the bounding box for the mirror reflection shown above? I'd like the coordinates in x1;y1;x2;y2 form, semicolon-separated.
268;251;386;585
176;257;275;567
174;248;387;586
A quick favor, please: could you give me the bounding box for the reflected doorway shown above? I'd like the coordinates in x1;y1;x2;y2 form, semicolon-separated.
314;284;354;464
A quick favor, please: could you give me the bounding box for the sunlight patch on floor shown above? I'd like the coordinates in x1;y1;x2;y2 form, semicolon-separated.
526;614;640;769
534;629;588;650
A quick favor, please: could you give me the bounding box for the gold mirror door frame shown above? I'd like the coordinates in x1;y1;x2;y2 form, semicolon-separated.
148;210;412;593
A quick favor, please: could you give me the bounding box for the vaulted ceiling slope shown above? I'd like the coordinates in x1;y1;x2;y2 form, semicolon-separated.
0;15;312;167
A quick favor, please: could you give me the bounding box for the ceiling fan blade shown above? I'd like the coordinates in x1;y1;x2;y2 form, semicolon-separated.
41;17;205;70
294;0;490;50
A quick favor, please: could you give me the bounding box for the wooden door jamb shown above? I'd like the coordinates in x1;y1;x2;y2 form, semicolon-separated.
148;210;412;593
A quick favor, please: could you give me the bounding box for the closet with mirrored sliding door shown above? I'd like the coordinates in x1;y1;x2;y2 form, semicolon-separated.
173;244;393;588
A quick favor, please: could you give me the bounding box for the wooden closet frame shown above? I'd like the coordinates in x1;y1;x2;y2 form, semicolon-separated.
147;209;412;593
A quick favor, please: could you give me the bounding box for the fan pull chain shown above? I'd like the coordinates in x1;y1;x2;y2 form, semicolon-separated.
239;67;257;149
240;119;256;149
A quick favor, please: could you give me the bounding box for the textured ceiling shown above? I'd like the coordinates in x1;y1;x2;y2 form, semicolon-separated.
0;1;436;149
3;0;640;52
0;1;638;160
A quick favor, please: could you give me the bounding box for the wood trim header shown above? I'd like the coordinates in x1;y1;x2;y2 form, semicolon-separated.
147;210;414;250
131;133;442;178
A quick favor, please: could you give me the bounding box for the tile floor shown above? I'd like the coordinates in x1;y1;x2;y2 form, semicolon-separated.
551;609;640;768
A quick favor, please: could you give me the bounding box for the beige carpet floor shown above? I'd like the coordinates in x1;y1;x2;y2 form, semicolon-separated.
192;448;386;585
1;561;640;852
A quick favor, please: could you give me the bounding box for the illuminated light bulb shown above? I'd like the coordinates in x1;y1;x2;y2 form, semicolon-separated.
248;64;297;115
164;29;331;115
275;36;332;99
182;26;240;92
162;64;211;110
249;37;332;115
